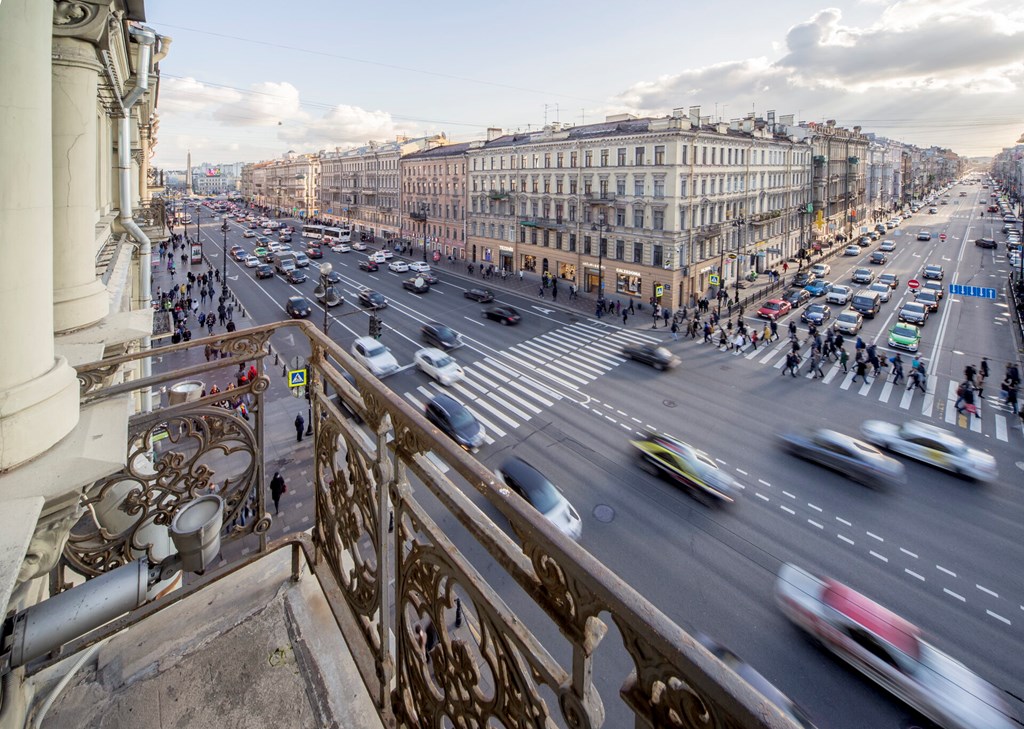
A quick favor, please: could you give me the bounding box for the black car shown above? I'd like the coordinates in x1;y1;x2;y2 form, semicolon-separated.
800;303;831;325
622;343;680;370
325;270;343;284
255;264;274;279
783;288;811;308
420;271;440;285
425;394;485;451
778;428;905;490
358;289;388;309
402;277;430;293
421;322;463;350
358;259;379;272
974;237;997;249
921;279;944;299
790;272;814;288
285;296;312;318
922;265;944;280
914;290;940;312
464;288;495;303
878;272;900;289
868;251;887;264
285;269;307;284
482;305;521;325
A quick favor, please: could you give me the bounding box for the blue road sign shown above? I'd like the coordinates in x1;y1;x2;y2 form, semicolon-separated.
288;369;307;388
948;284;996;299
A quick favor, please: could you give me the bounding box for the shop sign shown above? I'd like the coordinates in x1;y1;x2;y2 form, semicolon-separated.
499;245;514;252
616;268;642;277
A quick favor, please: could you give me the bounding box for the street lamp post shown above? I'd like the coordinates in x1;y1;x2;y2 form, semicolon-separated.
410;203;428;263
732;218;747;309
590;213;607;303
319;263;333;336
220;221;228;299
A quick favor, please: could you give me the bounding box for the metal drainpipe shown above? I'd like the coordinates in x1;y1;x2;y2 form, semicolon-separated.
118;26;156;411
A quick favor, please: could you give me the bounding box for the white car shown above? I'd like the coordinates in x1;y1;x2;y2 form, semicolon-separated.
262;228;274;236
381;249;395;260
810;263;831;277
351;241;367;251
775;563;1017;729
369;251;387;263
408;261;431;273
832;309;863;335
879;239;896;251
413;347;465;386
331;243;351;253
843;245;860;256
267;242;283;253
243;229;256;238
388;260;410;273
860;420;997;482
826;284;853;305
243;255;259;268
350;336;399;377
867;282;892;302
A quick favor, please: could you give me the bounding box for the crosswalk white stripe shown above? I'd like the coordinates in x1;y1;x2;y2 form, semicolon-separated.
583;340;628;358
433;385;508;437
558;352;610;374
567;321;616;336
515;340;555;359
945;380;958;424
458;373;490;394
539;332;592;350
496;386;543;414
483;358;566;399
463;396;518;431
487;391;534;421
544;361;594;384
900;384;915;409
840;371;855;390
550;329;598;346
463;367;499;389
472;362;555;408
404;392;425;410
921;385;935;418
995;414;1008;442
858;377;874;396
532;336;574;353
578;347;626;366
609;329;662;344
473;360;512;384
879;379;894;403
823;364;842;384
774;352;788;369
970;409;982;433
416;385;434;399
507;346;549;365
760;345;782;364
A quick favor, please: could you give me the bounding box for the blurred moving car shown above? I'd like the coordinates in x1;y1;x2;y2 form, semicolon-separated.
350;336;399;377
692;632;818;728
758;299;792;320
420;321;463;350
358;289;388;309
402;277;430;294
631;431;737;503
358;259;379;272
463;288;495;303
424;393;485;451
778;428;905;489
496;457;582;542
775;563;1017;729
284;296;312;319
413;347;464;386
974;237;997;249
860;420;997;481
483;305;521;325
622;343;680;370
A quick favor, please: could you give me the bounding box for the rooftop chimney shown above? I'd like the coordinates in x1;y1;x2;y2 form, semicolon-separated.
486;127;502;142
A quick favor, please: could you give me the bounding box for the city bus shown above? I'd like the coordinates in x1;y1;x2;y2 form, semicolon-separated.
322;226;350;243
301;224;324;240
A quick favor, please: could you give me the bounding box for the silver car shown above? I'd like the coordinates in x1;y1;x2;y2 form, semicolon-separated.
832;309;863;334
775;563;1017;729
867;282;892;302
860;419;998;482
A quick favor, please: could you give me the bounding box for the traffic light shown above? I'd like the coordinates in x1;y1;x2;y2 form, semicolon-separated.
368;314;382;338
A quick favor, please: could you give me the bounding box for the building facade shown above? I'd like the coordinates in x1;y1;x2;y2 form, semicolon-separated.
245;151;320;218
400;142;472;260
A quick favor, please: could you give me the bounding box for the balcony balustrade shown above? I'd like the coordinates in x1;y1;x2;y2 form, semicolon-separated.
42;321;800;729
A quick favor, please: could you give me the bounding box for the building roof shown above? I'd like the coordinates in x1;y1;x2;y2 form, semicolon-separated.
401;141;473;160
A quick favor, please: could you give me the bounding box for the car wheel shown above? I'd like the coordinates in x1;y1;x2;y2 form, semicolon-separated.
500;319;508;325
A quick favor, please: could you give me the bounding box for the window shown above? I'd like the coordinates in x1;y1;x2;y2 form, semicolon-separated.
584;151;593;167
617;148;626;166
543;178;550;193
680;176;687;196
654;180;665;198
570;151;578;167
601;149;609;167
544;153;551;168
615;239;625;260
555;232;562;249
569;234;577;252
635;147;645;165
653;210;664;230
652;245;664;267
654;145;665;165
542;230;550;247
556;178;563;194
616;179;626;195
616;209;626;227
633;208;644;228
583;235;592;255
633;241;644;263
634;179;645;197
569;179;578;194
568;204;577;222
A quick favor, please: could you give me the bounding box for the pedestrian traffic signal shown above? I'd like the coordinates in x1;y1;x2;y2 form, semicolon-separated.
368;315;383;338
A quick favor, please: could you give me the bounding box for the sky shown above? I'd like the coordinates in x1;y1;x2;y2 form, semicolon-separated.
148;0;1024;169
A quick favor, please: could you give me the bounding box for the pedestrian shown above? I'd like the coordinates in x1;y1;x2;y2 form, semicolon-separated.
670;320;679;340
662;308;670;327
977;357;989;398
851;357;869;384
784;352;799;377
1003;377;1019;414
622;311;628;325
652;308;659;329
703;322;712;343
518;270;524;282
750;329;759;350
538;284;544;298
890;354;904;385
269;471;286;515
718;327;728;349
551;286;558;301
294;413;305;442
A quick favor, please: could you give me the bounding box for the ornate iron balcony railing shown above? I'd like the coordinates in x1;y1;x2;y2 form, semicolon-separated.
60;322;800;729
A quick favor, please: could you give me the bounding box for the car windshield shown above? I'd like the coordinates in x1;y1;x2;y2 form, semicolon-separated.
904;303;924;312
447;406;476;430
434;355;453;368
838;313;858;322
807;305;824;314
520;478;561;513
365;344;387;358
764;302;781;310
892;326;916;338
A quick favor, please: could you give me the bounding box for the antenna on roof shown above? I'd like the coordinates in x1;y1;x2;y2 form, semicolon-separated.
580;108;586;125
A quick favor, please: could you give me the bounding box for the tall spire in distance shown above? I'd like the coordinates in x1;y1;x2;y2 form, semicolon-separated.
186;149;193;195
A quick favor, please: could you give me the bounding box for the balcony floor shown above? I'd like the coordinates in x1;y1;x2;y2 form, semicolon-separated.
39;547;383;729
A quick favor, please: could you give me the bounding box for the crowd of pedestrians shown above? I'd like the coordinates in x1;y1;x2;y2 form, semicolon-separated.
155;238;235;344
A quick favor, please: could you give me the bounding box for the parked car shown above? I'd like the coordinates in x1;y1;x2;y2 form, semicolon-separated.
496;457;582;542
464;288;495;303
775;563;1015;729
483;306;521;325
621;343;680;371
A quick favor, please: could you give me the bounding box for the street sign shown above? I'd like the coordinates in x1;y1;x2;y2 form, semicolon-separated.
709;274;720;286
654;284;665;298
289;356;304;372
726;253;738;260
948;284;997;299
288;369;307;388
907;279;921;290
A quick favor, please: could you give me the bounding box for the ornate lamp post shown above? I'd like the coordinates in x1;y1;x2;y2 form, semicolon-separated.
410;202;428;263
220;220;229;299
589;213;607;302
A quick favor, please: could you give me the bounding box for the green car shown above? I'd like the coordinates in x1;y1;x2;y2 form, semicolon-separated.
887;323;921;352
253;246;268;259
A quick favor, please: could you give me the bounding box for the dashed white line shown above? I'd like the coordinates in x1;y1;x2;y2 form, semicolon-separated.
631;416;642;423
619;422;632;430
836;517;852;526
808;519;824;529
808;503;823;512
944;588;966;602
716;458;728;465
905;569;925;581
604;415;617;424
937;565;957;578
837;535;855;545
736;468;749;476
977;585;999;598
987;610;1011;626
900;548;918;559
870;551;888;563
780;506;795;515
617;409;629;417
758;478;771;487
866;532;884;542
782;491;796;499
755;492;770;502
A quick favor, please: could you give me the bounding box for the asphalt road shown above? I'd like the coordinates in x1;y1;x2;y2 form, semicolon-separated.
185;190;1024;729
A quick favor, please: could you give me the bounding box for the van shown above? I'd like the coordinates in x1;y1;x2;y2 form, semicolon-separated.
273;251;297;275
850;290;881;318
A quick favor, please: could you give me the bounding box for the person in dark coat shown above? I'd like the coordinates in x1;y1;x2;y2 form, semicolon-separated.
294;413;305;442
269;471;286;515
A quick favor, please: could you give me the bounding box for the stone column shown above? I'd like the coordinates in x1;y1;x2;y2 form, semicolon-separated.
51;26;110;331
0;0;80;470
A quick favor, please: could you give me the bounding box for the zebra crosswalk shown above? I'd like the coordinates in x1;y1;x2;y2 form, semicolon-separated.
733;338;1020;442
400;322;661;445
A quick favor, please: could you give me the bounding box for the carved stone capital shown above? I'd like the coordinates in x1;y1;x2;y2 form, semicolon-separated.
16;503;83;585
53;1;112;44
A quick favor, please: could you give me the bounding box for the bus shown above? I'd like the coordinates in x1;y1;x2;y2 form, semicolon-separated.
322;226;351;243
301;224;324;240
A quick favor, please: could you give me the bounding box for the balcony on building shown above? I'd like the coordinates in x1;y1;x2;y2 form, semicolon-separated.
519;216;566;230
487;189;510;200
1;321;802;729
583;192;618;204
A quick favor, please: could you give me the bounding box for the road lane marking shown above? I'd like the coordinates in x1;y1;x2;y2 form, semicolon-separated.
755;492;770;502
900;548;918;558
905;569;925;581
758;479;771;487
837;534;854;545
836;517;852;526
937;565;957;577
808;519;823;529
808;503;822;512
780;506;795;515
867;532;884;542
944;588;966;601
987;610;1011;626
870;551;888;563
782;490;795;499
977;585;999;598
736;468;748;476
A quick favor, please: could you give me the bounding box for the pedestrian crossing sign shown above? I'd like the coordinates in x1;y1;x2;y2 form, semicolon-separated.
709;274;720;286
288;369;307;388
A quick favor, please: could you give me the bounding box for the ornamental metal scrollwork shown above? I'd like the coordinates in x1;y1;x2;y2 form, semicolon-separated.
62;406;259;579
523;540;603;645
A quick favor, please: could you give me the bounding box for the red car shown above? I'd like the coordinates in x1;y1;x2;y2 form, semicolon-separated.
306;245;323;259
757;299;792;320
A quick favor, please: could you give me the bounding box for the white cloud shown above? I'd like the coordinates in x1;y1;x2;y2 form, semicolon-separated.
160;76;239;115
212;81;307;127
279;104;403;150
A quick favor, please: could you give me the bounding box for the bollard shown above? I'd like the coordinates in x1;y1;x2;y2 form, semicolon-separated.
241;307;246;318
282;364;287;377
274;352;279;366
454;597;463;628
